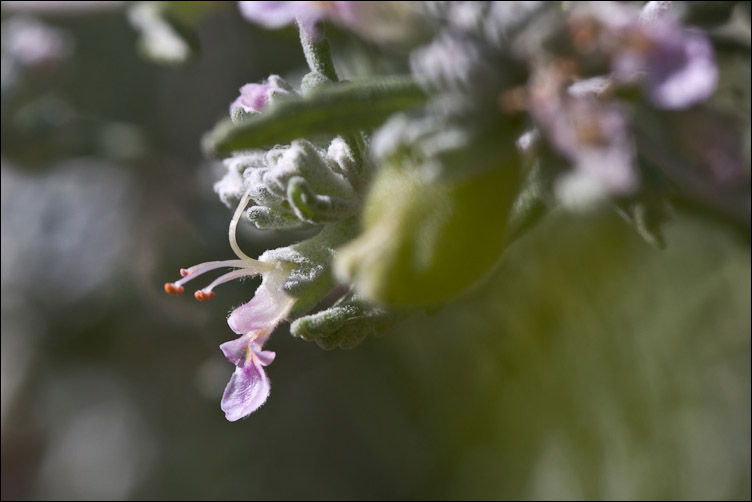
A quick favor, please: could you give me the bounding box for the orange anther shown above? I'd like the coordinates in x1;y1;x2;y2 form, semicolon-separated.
164;283;185;295
194;290;215;301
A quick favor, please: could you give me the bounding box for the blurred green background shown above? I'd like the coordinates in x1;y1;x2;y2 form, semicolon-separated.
1;3;749;500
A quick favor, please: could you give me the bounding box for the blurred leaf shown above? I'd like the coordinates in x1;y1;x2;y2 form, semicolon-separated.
633;106;751;238
291;291;395;350
506;158;551;244
336;143;520;307
129;2;202;66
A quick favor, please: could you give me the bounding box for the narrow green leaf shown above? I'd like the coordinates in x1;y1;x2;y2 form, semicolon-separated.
290;291;395;350
203;77;425;157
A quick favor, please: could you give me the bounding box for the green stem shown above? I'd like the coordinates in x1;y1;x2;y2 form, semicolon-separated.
297;21;367;186
298;21;339;82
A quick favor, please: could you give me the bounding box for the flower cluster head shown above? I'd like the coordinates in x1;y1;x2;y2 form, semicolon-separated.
215;138;359;230
165;0;749;421
402;1;727;205
567;2;718;110
167;56;382;421
166;167;378;419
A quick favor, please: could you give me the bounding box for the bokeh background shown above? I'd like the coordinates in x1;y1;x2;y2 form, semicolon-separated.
1;3;750;500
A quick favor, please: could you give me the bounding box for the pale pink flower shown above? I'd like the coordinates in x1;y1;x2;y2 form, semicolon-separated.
165;190;294;420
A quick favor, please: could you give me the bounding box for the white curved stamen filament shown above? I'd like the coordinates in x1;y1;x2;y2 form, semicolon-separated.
229;189;255;261
165;189;274;299
198;268;260;294
175;259;269;287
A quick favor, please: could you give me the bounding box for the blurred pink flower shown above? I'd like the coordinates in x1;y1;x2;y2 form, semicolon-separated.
615;17;718;110
238;1;412;41
573;2;718;110
239;1;338;36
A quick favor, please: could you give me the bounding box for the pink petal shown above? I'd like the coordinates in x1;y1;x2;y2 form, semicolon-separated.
238;1;301;28
230;83;270;114
238;1;328;32
644;27;717;110
221;361;271;421
219;333;253;366
253;346;276;367
227;280;290;335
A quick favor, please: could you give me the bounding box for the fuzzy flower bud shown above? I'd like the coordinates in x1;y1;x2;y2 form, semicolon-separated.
230;75;295;123
215;138;359;229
